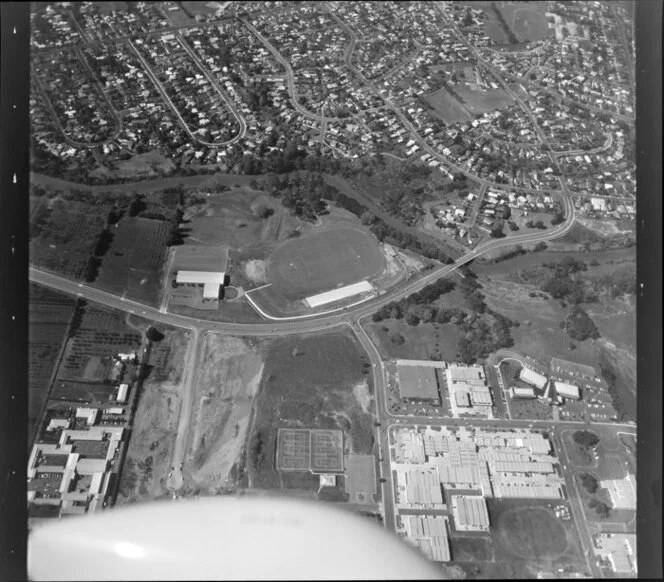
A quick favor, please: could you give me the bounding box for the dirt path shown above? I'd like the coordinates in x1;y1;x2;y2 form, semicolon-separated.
166;327;200;491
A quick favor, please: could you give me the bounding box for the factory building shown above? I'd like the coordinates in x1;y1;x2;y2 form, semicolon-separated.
519;367;548;389
594;534;637;575
395;466;445;508
397;364;440;403
553;381;581;400
394;429;426;464
404;516;451;562
115;383;130;404
451;495;490;532
512;386;536;399
175;271;226;300
601;475;636;510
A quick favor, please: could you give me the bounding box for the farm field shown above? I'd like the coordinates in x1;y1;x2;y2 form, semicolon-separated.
266;225;386;301
181;333;264;496
30;196;112;279
487;498;589;577
28;284;76;444
95;217;171;307
424;88;473;124
117;323;191;504
246;330;375;499
57;304;143;383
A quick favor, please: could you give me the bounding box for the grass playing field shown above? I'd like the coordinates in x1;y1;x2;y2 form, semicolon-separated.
424;88;473;124
488;498;588;575
267;226;386;301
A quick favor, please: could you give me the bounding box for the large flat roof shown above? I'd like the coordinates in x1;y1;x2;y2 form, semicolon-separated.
519;367;548;389
304;280;374;308
398;365;440;401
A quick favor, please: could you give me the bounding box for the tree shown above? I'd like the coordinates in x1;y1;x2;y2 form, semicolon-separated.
565;306;600;341
588;498;611;518
579;473;599;494
490;224;506;238
146;327;165;342
405;311;420;326
128;194;146;217
391;333;406;345
551;212;565;225
573;430;599;448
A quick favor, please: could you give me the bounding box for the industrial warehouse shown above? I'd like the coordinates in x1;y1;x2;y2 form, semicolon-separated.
394;360;495;416
514;365;582;404
391;425;566;561
169;245;229;309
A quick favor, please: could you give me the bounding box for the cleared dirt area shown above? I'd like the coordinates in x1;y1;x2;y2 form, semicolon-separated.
117;327;190;504
183;333;265;494
247;330;376;494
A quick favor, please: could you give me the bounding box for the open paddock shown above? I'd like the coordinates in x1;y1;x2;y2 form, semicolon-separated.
424;88;472;124
50;381;117;405
95;217;170;306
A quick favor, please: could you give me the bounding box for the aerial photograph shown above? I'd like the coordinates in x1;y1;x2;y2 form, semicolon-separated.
25;0;640;579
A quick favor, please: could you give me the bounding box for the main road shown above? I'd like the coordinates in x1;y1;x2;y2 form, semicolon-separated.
28;192;574;335
29;198;575;522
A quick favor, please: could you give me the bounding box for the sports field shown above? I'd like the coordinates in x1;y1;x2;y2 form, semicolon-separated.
485;2;550;45
267;227;385;301
277;429;311;471
424;88;472;124
276;428;344;473
487;498;588;576
311;430;344;473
